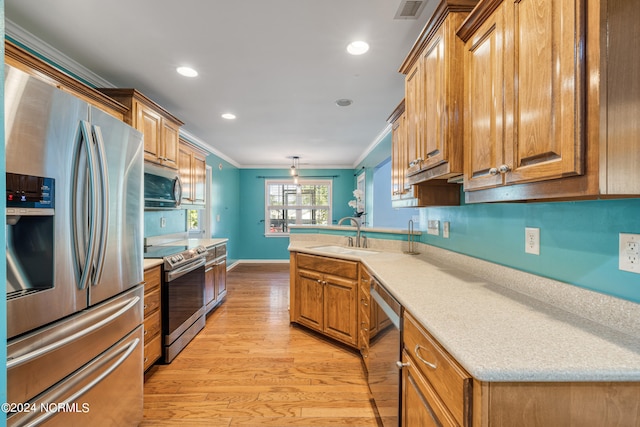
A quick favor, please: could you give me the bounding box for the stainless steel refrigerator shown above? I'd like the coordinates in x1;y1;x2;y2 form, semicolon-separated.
5;65;144;426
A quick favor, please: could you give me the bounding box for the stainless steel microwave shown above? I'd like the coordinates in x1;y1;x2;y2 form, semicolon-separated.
144;162;182;209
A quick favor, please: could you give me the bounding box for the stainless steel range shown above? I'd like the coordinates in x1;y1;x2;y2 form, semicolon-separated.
144;245;208;363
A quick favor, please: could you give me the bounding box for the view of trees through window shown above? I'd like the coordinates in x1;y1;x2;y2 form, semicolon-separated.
265;180;331;235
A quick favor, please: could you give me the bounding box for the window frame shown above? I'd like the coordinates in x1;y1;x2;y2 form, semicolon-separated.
264;179;332;237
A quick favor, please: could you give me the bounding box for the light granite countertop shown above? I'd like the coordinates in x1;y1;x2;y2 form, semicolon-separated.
289;236;640;383
143;236;228;271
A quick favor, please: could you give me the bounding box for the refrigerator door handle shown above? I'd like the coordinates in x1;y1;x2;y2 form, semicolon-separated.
73;120;99;291
7;295;140;370
90;124;110;286
11;337;140;427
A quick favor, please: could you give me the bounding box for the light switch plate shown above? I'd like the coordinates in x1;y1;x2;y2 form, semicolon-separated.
619;233;640;273
525;227;540;255
427;220;440;236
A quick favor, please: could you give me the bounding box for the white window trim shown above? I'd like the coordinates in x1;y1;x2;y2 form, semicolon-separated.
264;179;332;237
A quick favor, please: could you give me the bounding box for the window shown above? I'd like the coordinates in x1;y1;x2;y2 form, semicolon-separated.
265;180;332;236
187;209;204;238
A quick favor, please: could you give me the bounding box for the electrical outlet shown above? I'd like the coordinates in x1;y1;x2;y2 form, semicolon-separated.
427;220;440;236
443;221;450;238
619;233;640;273
525;227;540;255
160;217;166;228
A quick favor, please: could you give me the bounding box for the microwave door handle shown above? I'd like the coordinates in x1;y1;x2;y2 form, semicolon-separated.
90;124;109;285
174;174;183;207
73;121;98;291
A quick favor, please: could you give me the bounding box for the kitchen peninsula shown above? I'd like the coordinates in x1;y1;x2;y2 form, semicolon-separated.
289;229;640;426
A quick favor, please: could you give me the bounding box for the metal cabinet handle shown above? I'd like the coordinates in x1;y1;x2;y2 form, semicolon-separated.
361;298;368;307
414;344;437;369
360;321;369;332
396;361;410;369
498;164;511;174
489;167;499;176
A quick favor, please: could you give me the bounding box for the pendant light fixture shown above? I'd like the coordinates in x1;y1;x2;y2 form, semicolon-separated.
290;156;300;184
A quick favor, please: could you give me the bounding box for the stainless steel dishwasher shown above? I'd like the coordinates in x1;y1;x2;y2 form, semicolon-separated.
368;278;402;427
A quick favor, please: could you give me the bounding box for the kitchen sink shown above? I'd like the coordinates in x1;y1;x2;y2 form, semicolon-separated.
310;245;380;256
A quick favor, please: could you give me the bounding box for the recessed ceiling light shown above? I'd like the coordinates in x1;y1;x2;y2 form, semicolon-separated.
335;98;353;107
176;66;198;77
346;41;370;55
221;113;236;120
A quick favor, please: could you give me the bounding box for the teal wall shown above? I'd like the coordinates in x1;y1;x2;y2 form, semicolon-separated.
207;153;240;265
1;1;7;418
236;168;356;260
416;199;640;303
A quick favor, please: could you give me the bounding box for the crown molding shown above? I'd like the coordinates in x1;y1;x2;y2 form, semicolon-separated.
5;18;115;88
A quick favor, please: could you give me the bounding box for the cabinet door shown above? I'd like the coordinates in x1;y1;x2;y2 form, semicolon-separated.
205;264;215;308
420;26;446;171
323;274;358;346
405;60;424;176
391;113;407;197
296;269;324;331
193;151;207;204
463;4;506;191
402;352;458;427
178;145;193;202
136;102;162;165
503;0;585;185
215;258;227;301
162;121;179;169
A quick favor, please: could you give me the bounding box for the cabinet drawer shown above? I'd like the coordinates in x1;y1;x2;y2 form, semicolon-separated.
144;266;161;293
297;253;358;279
143;288;161;318
404;311;471;426
143;333;162;371
215;244;227;258
143;310;161;341
402;349;458;427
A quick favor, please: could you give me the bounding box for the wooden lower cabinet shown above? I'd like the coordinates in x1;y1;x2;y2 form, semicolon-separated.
402;309;640;427
402;350;459;427
472;381;640;427
291;252;359;348
143;265;162;372
204;243;227;314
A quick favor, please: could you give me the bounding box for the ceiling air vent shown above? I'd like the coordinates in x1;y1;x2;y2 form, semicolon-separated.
394;0;427;19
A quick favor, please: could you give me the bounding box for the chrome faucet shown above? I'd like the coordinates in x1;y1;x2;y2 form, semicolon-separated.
338;217;362;247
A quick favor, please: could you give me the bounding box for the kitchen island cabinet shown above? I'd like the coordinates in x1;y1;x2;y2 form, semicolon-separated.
143;264;162;372
98;88;183;170
290;252;359;348
289;239;640;426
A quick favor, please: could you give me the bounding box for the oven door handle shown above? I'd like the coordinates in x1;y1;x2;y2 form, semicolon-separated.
166;258;206;282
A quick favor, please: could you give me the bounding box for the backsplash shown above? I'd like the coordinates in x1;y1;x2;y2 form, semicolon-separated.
144;210;187;237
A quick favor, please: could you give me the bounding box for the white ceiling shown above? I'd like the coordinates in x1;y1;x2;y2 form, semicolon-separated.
5;0;436;168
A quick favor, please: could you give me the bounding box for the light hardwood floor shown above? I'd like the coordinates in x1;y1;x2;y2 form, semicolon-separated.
142;263;378;426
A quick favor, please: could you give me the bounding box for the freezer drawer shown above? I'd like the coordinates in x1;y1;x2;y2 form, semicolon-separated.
7;326;143;426
7;285;143;406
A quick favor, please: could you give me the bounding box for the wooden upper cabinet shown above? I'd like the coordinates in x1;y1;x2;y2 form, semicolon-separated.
460;3;506;191
399;0;477;183
178;138;208;206
5;41;127;120
461;0;585;192
97;88;183;170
